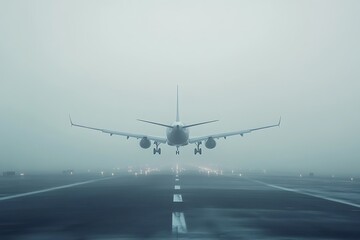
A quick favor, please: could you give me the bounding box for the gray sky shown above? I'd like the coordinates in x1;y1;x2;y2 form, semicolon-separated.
1;0;359;174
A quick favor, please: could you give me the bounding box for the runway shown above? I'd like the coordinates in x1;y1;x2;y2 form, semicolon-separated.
0;167;359;239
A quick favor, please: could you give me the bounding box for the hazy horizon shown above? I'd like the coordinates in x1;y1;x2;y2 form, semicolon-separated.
1;1;359;175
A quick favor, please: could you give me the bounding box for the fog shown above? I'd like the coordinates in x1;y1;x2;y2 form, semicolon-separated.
1;0;359;174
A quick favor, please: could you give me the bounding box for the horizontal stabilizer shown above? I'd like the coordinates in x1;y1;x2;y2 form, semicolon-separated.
137;119;173;128
183;120;219;128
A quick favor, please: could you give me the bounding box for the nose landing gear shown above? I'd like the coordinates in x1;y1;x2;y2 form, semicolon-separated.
194;142;202;155
176;146;180;155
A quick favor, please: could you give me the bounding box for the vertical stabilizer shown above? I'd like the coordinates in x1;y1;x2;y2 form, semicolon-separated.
176;86;180;121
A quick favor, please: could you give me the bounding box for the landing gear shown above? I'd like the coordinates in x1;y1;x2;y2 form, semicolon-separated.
194;142;202;155
153;148;161;154
194;148;202;155
153;142;161;155
176;146;180;155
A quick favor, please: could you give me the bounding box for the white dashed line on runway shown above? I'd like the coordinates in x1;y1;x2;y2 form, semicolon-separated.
173;194;183;202
172;167;187;235
172;212;187;233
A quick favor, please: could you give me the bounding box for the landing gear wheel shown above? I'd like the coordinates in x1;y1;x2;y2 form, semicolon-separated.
153;142;161;155
194;142;202;155
176;150;179;155
153;148;161;154
194;148;202;155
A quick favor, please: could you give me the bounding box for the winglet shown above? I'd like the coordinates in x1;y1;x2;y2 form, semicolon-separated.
277;116;281;127
69;114;74;126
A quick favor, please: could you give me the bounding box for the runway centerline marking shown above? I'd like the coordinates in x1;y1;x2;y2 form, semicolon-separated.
174;185;181;190
250;178;360;209
0;177;113;202
172;212;187;233
173;194;183;202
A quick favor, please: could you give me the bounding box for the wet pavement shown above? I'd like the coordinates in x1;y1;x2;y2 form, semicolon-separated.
0;168;359;239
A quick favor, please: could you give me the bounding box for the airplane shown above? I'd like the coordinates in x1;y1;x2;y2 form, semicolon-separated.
70;87;281;155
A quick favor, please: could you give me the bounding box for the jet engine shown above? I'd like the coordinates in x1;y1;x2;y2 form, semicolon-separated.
205;137;216;149
139;137;151;149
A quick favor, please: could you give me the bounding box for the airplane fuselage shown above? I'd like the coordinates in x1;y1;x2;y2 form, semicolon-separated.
166;121;189;146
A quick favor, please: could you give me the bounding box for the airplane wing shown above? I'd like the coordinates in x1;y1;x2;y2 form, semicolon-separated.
69;116;167;144
188;118;281;144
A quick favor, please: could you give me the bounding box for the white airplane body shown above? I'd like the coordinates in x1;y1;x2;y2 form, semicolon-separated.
70;87;280;155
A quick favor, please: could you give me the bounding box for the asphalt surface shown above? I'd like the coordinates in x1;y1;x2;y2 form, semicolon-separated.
0;168;359;239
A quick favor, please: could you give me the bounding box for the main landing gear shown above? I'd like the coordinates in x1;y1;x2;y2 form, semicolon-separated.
176;146;180;155
153;142;161;155
194;142;202;155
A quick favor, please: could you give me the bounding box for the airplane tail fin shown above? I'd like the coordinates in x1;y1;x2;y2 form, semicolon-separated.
176;85;180;122
138;87;218;129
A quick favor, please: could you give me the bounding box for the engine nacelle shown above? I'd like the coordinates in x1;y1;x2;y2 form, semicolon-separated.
139;137;151;149
205;137;216;149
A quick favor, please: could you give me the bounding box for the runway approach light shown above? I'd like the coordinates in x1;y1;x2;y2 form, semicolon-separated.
239;173;242;177
101;171;104;175
20;173;25;176
111;173;114;176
